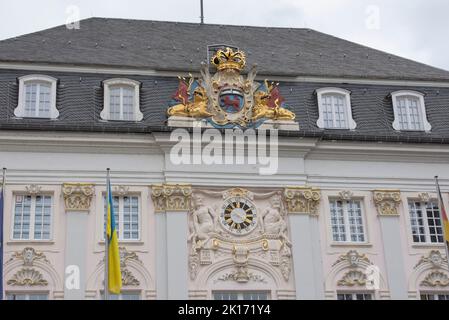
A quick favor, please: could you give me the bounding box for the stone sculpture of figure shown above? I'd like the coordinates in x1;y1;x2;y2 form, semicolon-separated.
261;193;292;247
189;195;217;251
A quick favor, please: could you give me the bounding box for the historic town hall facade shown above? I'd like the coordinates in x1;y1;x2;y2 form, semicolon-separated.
1;17;449;300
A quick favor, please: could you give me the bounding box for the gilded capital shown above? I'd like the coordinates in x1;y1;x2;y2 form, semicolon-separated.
151;184;192;212
283;187;321;215
373;190;401;216
62;183;95;211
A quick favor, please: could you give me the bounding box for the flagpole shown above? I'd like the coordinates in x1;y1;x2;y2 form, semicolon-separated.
104;168;110;300
0;168;6;301
435;176;449;272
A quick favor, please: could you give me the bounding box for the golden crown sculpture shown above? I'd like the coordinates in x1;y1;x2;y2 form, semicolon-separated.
211;47;246;71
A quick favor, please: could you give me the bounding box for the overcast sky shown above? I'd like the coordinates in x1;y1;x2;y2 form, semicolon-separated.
1;0;448;71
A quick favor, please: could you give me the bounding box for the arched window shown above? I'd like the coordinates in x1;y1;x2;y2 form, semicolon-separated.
101;78;142;121
391;90;431;132
14;75;59;119
316;88;356;129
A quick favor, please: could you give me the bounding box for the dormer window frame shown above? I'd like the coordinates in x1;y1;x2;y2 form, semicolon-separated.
14;74;59;119
101;78;143;122
391;90;431;132
316;87;356;130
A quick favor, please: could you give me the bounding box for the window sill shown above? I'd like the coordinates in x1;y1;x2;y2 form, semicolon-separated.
11;116;59;121
330;242;372;248
411;243;445;249
99;119;142;123
98;240;144;245
7;240;55;245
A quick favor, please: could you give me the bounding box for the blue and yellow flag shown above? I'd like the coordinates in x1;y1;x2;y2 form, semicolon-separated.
106;178;122;294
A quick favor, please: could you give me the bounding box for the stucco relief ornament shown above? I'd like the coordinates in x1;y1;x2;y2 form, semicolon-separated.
332;250;372;268
167;47;298;129
337;270;367;286
261;193;291;248
121;269;140;286
7;268;48;286
421;271;449;287
62;183;95;211
8;247;50;266
373;190;401;216
188;194;220;252
415;250;448;269
25;184;42;195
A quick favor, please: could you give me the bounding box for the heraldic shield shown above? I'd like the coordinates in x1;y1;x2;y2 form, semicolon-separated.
167;47;298;130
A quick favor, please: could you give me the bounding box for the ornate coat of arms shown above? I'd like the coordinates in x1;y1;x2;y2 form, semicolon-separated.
167;47;298;129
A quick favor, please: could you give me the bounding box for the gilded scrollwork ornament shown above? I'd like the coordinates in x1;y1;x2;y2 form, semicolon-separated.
62;183;95;211
373;190;402;216
167;47;297;129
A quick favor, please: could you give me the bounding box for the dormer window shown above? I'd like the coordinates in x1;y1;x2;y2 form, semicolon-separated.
14;75;59;119
101;78;142;121
391;91;431;132
316;88;356;130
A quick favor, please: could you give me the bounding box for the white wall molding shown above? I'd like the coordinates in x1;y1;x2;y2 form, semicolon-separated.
2;62;449;87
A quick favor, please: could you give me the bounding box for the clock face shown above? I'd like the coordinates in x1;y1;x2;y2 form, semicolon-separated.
220;197;257;235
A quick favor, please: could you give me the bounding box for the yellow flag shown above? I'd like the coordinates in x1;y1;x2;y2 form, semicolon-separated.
106;179;122;294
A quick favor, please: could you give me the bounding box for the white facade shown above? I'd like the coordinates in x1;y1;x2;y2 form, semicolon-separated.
2;129;449;300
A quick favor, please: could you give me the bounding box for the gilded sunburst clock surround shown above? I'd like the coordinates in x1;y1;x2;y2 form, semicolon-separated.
220;197;257;235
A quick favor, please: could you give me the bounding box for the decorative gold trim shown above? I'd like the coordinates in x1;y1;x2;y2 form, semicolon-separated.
373;190;401;216
421;271;449;287
151;184;192;212
283;187;321;215
62;183;95;211
121;269;140;286
337;270;367;286
7;268;48;286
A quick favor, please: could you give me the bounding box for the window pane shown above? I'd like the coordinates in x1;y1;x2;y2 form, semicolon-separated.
330;200;346;241
409;201;426;243
38;84;51;118
348;200;365;242
34;195;52;240
337;292;373;300
426;202;443;243
322;93;348;129
24;83;37;117
109;87;121;120
397;96;423;131
13;195;32;240
242;292;268;300
213;292;239;300
122;87;135;121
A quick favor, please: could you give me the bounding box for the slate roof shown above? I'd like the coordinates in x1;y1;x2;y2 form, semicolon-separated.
1;17;449;81
0;69;449;143
1;18;449;143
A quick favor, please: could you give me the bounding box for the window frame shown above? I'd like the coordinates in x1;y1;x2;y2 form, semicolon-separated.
336;292;374;300
420;292;449;300
328;198;368;244
316;87;356;130
391;90;431;132
6;292;49;300
10;193;54;241
101;78;142;122
407;199;443;245
102;193;141;242
14;75;59;119
212;291;270;300
100;290;141;300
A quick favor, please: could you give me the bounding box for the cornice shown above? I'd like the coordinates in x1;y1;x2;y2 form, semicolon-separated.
2;62;449;88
